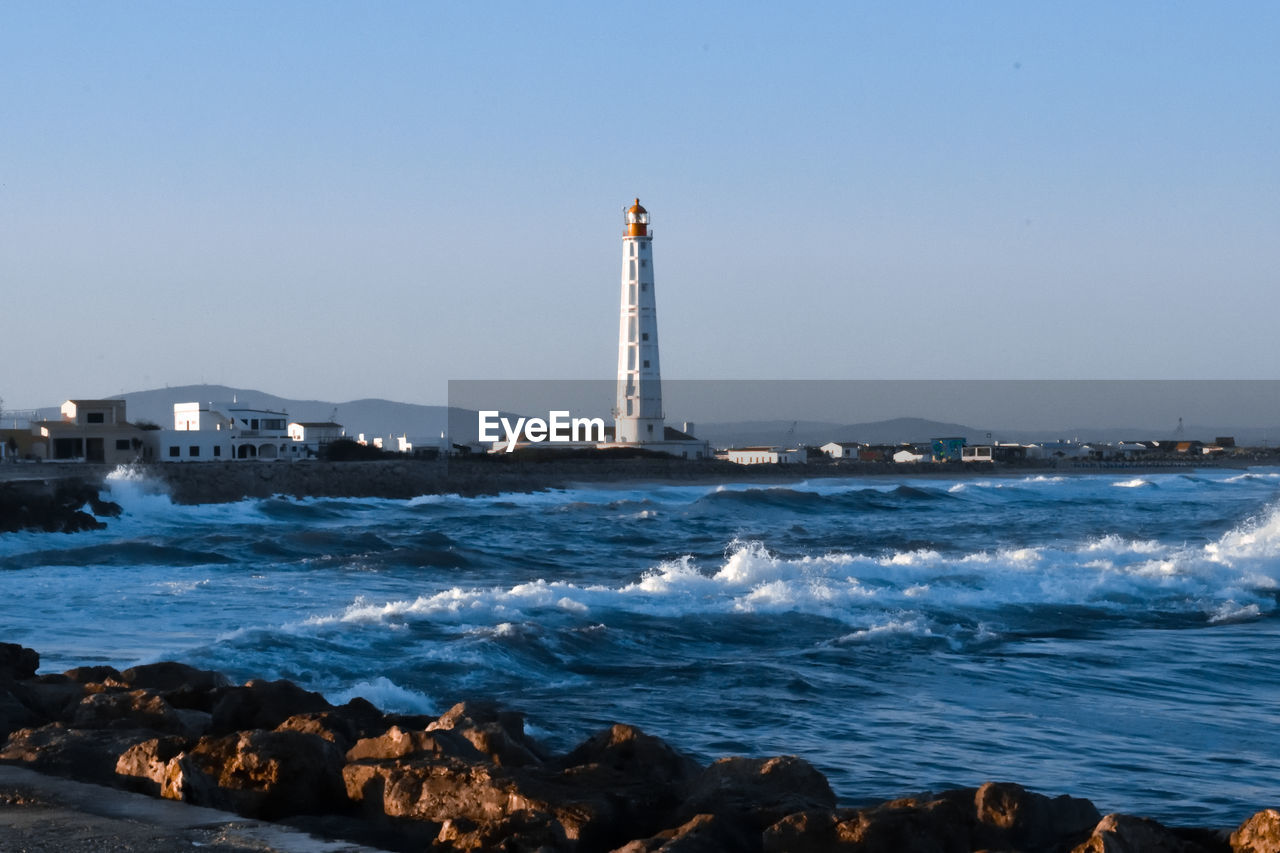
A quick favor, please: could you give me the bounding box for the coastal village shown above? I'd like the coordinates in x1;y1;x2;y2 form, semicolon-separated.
0;199;1262;470
0;394;1254;469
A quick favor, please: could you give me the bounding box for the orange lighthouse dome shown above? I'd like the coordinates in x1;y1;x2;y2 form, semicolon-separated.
625;198;649;237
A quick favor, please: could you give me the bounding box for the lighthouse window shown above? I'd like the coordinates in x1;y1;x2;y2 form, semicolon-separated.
641;333;649;341
640;259;647;268
643;360;650;368
641;283;649;291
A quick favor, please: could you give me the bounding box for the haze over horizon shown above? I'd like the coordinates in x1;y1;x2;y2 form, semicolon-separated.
4;3;1277;410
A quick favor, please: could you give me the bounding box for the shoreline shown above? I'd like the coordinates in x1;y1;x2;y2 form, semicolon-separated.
2;642;1276;852
0;456;1264;532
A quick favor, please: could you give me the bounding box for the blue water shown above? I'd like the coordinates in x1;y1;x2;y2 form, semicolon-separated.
3;467;1280;826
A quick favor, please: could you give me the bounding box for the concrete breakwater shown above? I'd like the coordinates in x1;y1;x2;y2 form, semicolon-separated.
0;454;1236;526
2;641;1278;853
148;456;777;504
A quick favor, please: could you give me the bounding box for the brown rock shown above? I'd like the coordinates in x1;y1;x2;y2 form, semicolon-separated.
0;643;39;680
336;695;404;739
762;809;853;853
120;661;230;693
1073;813;1201;852
274;711;359;750
553;724;703;846
343;754;628;849
210;678;333;734
831;799;970;853
70;689;201;736
1232;809;1280;853
427;701;547;767
973;781;1101;850
680;755;837;832
164;729;347;819
346;724;483;763
342;757;525;823
0;723;159;785
615;813;755;853
62;665;125;685
114;735;190;795
560;724;701;785
433;809;566;852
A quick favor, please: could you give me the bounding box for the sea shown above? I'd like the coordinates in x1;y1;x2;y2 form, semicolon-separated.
2;465;1279;827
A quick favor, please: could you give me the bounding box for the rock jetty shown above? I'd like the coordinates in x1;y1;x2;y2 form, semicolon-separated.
2;643;1276;852
0;476;121;533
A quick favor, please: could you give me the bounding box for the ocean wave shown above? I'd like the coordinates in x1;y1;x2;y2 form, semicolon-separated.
1113;478;1155;488
327;677;437;714
298;503;1280;648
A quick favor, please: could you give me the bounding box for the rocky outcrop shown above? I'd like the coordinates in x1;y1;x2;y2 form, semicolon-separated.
0;477;121;533
1232;809;1280;853
0;642;1276;853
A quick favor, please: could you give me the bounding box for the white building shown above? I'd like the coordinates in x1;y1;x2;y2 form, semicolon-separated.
359;434;413;454
893;448;926;463
32;399;152;464
820;441;862;459
153;401;294;462
289;421;344;458
725;446;809;465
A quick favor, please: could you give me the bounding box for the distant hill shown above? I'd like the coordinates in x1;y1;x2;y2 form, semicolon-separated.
23;385;1277;448
694;417;989;448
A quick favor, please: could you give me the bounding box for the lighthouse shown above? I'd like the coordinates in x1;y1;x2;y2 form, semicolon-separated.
614;199;664;443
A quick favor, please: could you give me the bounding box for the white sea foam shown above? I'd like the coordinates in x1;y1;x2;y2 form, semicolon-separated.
328;677;436;714
302;502;1280;637
1113;478;1153;488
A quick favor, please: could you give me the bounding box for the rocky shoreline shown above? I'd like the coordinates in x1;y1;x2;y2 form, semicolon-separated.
0;475;122;534
1;643;1277;852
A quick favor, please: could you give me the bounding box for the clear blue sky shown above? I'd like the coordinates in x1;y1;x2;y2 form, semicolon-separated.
2;2;1277;408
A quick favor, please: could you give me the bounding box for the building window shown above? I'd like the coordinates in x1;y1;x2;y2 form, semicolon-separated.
213;446;221;457
641;333;649;341
641;283;648;291
640;259;647;268
115;439;130;450
87;412;105;424
643;360;650;368
169;446;180;458
647;424;654;434
189;446;200;457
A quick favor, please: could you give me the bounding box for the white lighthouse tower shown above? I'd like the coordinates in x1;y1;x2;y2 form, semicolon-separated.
614;199;664;443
